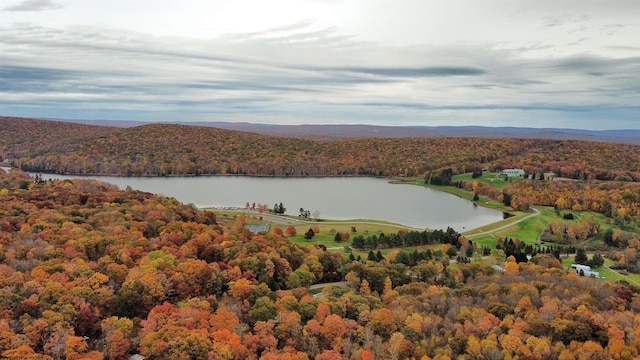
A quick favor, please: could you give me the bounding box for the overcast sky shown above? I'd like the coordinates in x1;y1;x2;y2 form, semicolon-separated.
1;0;639;129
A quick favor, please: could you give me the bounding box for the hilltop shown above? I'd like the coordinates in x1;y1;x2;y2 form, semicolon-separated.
2;117;640;182
45;117;640;144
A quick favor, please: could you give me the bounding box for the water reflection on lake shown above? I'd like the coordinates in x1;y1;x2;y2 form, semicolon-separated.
35;174;504;230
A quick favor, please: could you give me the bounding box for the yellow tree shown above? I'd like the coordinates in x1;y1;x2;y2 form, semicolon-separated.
2;346;53;360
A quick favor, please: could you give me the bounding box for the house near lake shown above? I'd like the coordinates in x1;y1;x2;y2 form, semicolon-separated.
501;169;525;177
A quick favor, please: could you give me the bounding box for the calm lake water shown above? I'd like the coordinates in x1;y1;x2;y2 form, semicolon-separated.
33;174;503;230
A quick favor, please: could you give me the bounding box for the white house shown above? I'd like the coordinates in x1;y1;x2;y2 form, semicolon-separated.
571;264;600;278
501;169;525;177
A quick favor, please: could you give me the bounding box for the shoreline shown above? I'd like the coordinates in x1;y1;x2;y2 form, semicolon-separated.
23;170;506;231
17;167;395;180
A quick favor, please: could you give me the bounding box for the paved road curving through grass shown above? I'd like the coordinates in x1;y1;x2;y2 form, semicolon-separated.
465;207;541;239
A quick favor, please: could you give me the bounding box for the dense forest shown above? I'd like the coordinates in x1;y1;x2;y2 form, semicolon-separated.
3;116;640;226
1;169;640;359
2;117;640;181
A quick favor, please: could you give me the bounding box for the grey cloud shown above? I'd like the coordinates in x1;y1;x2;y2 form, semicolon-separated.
355;101;640;114
333;66;486;78
184;81;318;93
607;45;640;51
223;20;316;40
0;66;79;92
1;19;638;129
541;14;590;29
549;56;640;76
3;0;61;11
0;66;75;81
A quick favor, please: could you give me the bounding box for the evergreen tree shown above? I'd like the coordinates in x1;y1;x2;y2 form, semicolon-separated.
587;253;604;268
503;191;512;206
575;248;588;265
352;235;365;250
465;246;474;258
395;251;409;265
367;250;376;261
425;249;434;260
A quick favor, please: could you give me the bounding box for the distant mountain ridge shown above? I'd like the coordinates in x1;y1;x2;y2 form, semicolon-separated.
45;118;640;145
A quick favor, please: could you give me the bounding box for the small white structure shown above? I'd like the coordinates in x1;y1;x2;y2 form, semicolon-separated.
571;264;600;278
502;169;525;177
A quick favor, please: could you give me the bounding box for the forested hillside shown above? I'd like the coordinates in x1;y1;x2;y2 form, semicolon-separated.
1;170;640;359
0;117;115;158
2;117;640;182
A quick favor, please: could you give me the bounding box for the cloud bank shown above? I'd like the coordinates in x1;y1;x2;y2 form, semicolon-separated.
3;0;61;11
0;0;638;129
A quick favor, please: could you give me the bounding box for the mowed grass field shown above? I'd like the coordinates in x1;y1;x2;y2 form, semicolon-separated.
560;256;640;285
451;171;525;190
465;206;614;249
215;209;419;248
283;221;408;250
409;175;514;212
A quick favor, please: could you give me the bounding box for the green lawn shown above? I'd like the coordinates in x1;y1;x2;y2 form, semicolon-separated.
465;205;615;250
493;209;548;242
274;221;416;253
411;177;513;212
451;171;525;190
560;256;640;285
468;236;500;248
287;232;353;250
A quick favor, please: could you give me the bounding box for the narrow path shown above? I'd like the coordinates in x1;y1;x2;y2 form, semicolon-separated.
536;217;545;247
604;265;640;286
466;207;541;239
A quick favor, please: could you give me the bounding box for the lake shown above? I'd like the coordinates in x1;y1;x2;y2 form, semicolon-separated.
33;174;504;230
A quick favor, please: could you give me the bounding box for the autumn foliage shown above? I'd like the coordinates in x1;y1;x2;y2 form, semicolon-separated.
3;117;640;183
0;171;639;358
2;116;640;359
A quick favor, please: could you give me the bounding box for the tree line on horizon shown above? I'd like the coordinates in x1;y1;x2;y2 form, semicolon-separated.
2;117;639;181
